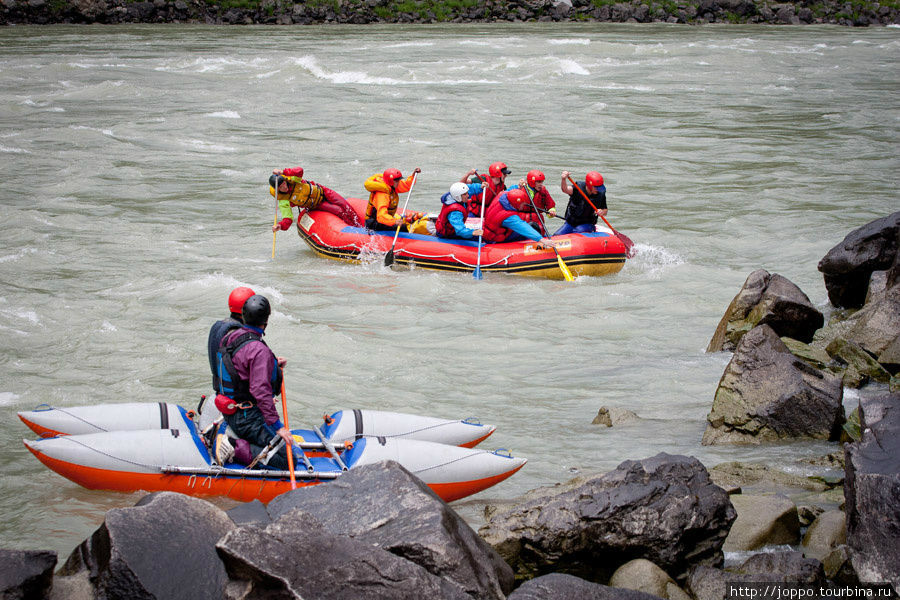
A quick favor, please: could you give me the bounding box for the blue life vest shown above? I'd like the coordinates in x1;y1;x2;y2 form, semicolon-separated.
215;330;282;404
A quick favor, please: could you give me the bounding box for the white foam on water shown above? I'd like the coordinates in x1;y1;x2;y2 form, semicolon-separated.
204;111;241;119
0;392;20;407
549;38;590;45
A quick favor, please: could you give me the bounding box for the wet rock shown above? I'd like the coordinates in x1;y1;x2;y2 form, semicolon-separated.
817;211;900;308
217;510;469;600
707;270;823;353
723;494;800;551
609;558;693;599
479;453;735;583
843;392;900;591
508;573;664;599
592;405;640;426
822;544;859;585
801;509;846;562
797;504;825;527
58;492;233;600
0;549;56;599
703;324;844;445
267;461;513;600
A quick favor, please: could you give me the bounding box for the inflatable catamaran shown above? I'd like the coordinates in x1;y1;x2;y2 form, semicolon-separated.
19;403;525;503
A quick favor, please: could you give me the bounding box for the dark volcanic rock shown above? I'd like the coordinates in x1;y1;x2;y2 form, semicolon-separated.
217;509;470;600
58;492;234;600
818;211;900;308
844;392;900;591
703;324;844;445
0;548;57;599
479;453;735;583
267;461;513;600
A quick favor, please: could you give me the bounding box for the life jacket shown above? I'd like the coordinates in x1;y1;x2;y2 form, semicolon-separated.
435;193;469;238
564;182;606;226
208;317;242;391
468;174;504;217
269;178;325;210
363;174;399;223
481;193;522;243
216;329;282;404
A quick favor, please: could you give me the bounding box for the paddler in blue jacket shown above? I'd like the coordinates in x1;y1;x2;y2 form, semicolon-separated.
434;182;483;240
215;294;294;470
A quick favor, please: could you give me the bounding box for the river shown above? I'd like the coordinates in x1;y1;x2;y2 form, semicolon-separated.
0;23;897;557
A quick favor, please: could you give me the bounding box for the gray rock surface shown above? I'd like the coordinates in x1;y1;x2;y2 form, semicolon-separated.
57;492;234;600
479;453;735;583
703;324;844;445
267;460;513;600
0;548;57;600
843;392;900;592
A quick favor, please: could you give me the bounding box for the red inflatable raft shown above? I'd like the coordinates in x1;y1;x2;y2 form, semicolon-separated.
296;198;626;279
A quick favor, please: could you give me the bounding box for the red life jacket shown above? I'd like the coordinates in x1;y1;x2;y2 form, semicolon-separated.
435;198;469;238
468;175;505;217
482;193;521;243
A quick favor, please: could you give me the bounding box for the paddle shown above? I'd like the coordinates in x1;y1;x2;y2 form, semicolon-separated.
384;171;418;267
279;379;297;489
565;174;635;258
523;186;575;282
271;187;279;259
473;173;487;280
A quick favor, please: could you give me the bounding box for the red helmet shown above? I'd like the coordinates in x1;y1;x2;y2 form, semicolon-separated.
383;168;403;185
526;170;545;187
585;171;604;187
228;286;256;315
506;188;530;211
488;162;510;178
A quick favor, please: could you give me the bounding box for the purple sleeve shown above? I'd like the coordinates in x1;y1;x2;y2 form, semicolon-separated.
234;342;281;426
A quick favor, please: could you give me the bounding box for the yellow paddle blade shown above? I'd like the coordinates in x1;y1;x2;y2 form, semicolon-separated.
556;251;575;282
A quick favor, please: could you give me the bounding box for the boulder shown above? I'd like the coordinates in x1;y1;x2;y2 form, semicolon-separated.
825;337;892;387
781;337;833;371
478;453;735;583
0;549;56;599
508;573;665;600
609;559;693;599
267;461;513;600
822;545;859;585
217;509;469;600
702;324;844;445
843;392;900;591
687;552;824;600
843;284;900;358
57;492;234;600
801;509;846;562
817;211;900;308
592;405;640;426
877;334;900;374
723;494;800;551
707;270;823;352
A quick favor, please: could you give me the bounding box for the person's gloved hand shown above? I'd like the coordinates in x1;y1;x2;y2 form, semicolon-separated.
547;207;557;218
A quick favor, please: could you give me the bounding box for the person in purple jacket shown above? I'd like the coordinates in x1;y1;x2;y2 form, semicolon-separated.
215;294;293;469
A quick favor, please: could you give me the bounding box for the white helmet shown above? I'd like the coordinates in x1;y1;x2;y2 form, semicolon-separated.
449;182;469;202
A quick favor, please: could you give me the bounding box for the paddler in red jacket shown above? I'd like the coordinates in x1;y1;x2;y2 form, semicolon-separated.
270;166;361;230
460;161;510;217
364;167;423;231
511;170;556;233
482;189;559;247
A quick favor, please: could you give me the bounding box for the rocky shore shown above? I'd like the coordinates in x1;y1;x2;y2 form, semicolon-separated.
2;211;899;599
2;0;899;27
